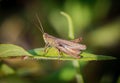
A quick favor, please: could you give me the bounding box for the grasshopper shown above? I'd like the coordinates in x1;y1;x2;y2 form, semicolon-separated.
34;14;86;58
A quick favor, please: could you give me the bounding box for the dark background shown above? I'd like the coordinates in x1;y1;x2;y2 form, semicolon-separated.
0;0;120;83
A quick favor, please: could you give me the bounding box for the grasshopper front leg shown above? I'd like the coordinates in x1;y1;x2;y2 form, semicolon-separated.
43;43;51;55
44;43;49;52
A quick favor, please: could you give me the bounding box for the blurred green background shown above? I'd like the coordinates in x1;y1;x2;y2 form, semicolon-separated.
0;0;120;83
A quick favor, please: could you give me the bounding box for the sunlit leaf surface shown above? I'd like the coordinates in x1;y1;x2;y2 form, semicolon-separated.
28;47;116;61
0;44;32;57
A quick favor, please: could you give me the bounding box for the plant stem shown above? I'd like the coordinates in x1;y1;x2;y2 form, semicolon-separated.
60;11;74;39
73;60;84;83
61;11;84;83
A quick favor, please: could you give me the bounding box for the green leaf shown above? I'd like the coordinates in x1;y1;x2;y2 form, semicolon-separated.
28;47;116;61
0;44;32;57
1;64;15;75
0;44;116;61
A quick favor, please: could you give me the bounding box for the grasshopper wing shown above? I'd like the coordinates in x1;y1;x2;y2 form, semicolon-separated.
56;39;86;50
55;38;86;58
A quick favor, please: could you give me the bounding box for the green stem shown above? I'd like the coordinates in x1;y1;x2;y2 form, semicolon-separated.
60;11;84;83
73;60;84;83
60;11;74;39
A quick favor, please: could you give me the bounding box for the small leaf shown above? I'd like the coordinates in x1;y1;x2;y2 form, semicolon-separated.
0;44;32;57
28;47;116;61
1;64;15;75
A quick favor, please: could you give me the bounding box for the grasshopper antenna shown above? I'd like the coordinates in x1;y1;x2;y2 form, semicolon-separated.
35;14;45;34
33;14;44;34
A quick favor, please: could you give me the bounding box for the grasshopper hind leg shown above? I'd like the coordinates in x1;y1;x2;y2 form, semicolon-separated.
57;49;64;59
58;50;62;58
56;49;64;63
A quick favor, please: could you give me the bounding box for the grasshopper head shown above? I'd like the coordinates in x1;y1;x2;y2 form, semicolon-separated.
43;33;55;45
43;33;48;43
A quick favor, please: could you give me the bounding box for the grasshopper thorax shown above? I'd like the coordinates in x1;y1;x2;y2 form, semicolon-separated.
43;33;56;45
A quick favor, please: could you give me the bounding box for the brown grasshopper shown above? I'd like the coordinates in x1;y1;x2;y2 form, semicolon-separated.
34;14;86;58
